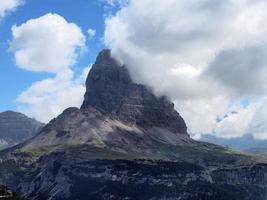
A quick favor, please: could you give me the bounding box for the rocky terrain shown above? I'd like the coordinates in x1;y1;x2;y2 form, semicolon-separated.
0;49;267;200
0;111;43;150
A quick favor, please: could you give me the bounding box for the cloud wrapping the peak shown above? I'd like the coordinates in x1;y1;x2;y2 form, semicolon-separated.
10;13;85;73
104;0;267;139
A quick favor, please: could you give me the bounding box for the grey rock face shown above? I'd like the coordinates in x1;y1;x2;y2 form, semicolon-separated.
81;49;187;134
0;111;43;149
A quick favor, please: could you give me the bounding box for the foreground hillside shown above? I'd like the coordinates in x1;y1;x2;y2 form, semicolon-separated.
1;144;266;200
0;50;267;200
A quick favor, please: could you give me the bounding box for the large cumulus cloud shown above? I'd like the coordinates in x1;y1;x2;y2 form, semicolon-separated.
104;0;267;139
10;13;85;73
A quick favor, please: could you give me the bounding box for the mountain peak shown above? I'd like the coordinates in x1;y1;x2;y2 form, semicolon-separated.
81;50;187;134
95;49;119;66
22;49;188;151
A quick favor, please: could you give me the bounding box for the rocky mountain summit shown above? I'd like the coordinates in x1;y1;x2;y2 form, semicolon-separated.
0;111;43;150
22;49;189;152
81;49;187;134
0;50;267;200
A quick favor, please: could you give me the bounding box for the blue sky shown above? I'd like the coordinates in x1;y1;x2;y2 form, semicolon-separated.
0;0;115;111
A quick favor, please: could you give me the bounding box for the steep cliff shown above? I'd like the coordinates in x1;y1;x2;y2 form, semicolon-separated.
81;49;187;134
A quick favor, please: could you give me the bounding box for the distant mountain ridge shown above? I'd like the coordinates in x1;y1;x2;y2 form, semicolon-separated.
0;111;43;149
201;134;267;154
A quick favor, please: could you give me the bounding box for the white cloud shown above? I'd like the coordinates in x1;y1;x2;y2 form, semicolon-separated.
104;0;267;139
105;0;129;7
174;97;229;139
10;13;85;73
87;28;96;38
213;104;257;139
80;65;91;81
10;13;88;123
0;0;23;19
17;70;86;122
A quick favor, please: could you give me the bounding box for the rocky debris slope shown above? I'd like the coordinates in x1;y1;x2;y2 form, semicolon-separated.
0;111;43;150
0;49;267;200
